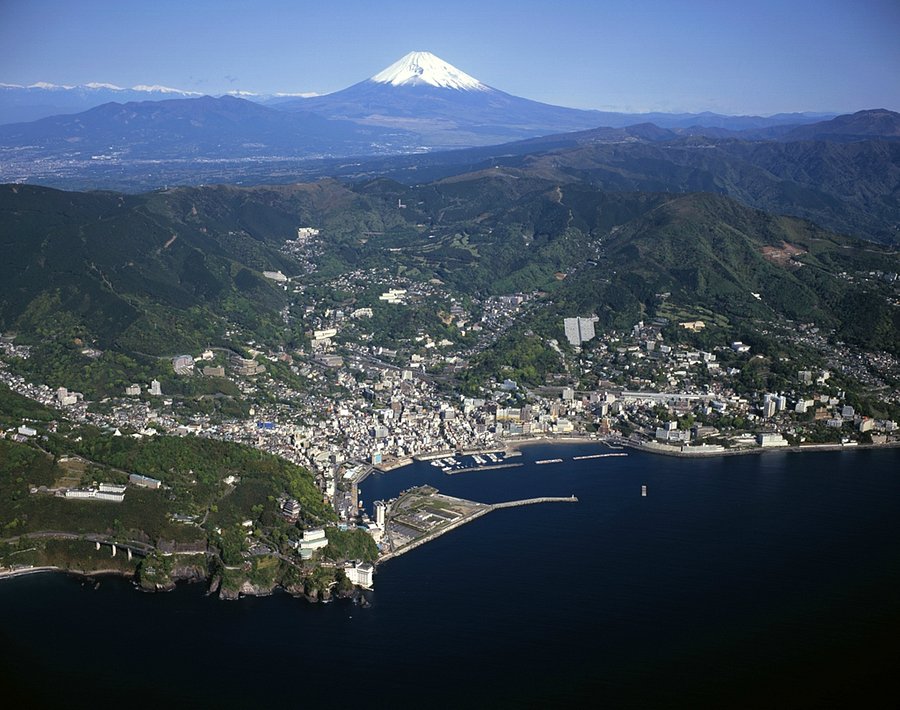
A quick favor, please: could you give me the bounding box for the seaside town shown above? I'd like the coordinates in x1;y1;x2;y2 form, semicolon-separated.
3;285;898;485
2;225;899;593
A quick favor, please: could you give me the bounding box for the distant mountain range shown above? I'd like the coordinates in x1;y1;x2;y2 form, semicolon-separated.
0;82;206;123
271;51;833;147
2;171;898;367
305;110;900;244
0;94;410;160
1;52;898;248
3;51;831;143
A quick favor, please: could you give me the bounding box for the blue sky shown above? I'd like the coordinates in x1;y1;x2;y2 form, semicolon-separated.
1;0;898;114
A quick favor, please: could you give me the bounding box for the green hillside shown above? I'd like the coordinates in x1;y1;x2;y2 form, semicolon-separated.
1;174;898;396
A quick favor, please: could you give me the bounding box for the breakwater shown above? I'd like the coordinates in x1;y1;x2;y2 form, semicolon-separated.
444;462;524;475
378;495;578;564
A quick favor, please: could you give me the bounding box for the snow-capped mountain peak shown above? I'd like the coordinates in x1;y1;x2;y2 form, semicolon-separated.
370;51;487;91
28;82;75;90
84;82;125;91
131;84;201;95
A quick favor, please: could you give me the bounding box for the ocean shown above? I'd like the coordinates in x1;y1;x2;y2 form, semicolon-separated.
1;444;898;709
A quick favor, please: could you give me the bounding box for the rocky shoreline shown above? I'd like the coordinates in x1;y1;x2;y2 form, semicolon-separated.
1;560;370;605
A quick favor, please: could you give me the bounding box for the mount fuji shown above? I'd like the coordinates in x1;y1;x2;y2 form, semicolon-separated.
271;50;613;146
272;51;824;148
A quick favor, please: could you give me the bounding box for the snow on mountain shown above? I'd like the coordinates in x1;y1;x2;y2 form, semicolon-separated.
131;84;201;95
0;82;206;123
273;91;320;98
370;51;487;91
28;82;76;90
84;82;126;90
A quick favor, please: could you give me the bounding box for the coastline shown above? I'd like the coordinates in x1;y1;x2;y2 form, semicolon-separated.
374;436;605;475
617;438;900;458
373;435;900;476
0;565;134;582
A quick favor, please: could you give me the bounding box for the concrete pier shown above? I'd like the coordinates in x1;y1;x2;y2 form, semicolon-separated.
378;495;578;564
490;495;578;509
444;462;524;475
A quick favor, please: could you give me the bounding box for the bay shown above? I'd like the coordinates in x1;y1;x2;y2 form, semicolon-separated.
1;445;898;708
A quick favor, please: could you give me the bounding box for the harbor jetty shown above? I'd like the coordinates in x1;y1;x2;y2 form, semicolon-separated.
377;490;578;564
444;462;524;475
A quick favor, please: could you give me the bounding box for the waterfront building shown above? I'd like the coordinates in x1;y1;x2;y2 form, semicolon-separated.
344;561;374;589
757;432;788;447
374;501;386;527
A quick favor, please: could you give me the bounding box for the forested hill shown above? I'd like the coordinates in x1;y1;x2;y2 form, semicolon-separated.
1;172;898;374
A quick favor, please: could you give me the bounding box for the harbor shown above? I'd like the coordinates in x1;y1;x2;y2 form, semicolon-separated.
376;485;578;563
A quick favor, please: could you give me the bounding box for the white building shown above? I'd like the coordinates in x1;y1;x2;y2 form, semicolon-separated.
65;485;125;502
99;483;127;494
313;328;338;341
757;432;788;447
298;528;329;559
56;387;79;406
563;316;598;347
344;561;374;589
129;473;162;489
379;289;407;304
125;384;141;396
374;501;386;527
262;270;288;282
149;379;162;396
172;355;194;375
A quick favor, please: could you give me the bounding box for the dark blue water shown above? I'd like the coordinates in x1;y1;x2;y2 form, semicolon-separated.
2;445;899;709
